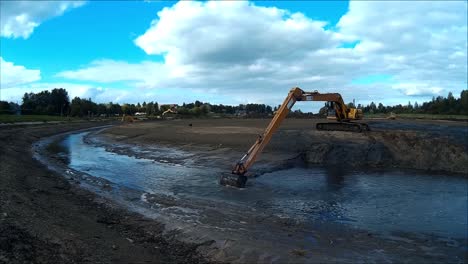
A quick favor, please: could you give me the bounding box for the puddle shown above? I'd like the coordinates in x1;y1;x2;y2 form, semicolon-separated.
35;131;468;262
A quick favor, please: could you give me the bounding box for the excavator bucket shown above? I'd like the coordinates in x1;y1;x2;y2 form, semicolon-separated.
219;173;248;188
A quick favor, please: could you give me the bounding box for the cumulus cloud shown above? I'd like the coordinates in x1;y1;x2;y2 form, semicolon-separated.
0;81;228;106
0;1;85;39
392;83;443;96
53;1;467;107
0;57;41;89
337;1;467;96
0;82;119;103
57;60;164;83
135;1;333;65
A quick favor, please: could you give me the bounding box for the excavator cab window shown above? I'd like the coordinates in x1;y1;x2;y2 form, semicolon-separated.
326;102;336;117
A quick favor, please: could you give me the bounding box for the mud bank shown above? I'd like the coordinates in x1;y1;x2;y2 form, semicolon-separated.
95;118;468;175
301;130;467;174
0;123;212;264
39;130;468;263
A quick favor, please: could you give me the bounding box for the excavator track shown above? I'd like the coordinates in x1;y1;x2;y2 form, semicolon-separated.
316;122;370;133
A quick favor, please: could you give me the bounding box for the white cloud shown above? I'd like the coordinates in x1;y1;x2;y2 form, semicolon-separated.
51;1;467;108
392;83;443;96
57;60;164;83
0;1;85;39
0;57;41;89
0;82;118;103
336;1;467;93
135;1;333;65
0;81;228;106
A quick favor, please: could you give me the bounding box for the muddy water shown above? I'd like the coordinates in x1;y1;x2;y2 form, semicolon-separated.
41;131;467;262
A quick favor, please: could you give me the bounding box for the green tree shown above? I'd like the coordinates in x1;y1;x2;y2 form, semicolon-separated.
190;106;202;116
97;104;107;116
200;104;210;114
50;88;70;116
460;90;468;114
377;103;385;113
154;102;159;115
0;101;12;114
177;107;189;115
146;102;153;116
70;97;83;117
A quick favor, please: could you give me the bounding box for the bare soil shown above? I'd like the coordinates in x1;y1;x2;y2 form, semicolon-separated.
0;122;212;264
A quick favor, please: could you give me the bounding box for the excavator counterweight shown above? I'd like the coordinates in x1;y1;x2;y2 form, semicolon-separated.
220;87;370;188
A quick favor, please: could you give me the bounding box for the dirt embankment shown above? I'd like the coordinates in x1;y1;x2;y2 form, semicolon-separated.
298;130;467;174
96;118;468;175
0;122;212;264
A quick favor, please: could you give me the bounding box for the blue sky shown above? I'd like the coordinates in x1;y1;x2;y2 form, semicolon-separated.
1;1;466;111
1;1;347;81
1;1;168;79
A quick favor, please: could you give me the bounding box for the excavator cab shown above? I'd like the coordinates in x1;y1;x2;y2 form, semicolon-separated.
326;102;337;120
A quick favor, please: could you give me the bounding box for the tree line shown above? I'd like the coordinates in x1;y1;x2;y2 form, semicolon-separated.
0;88;466;117
357;90;468;115
0;88;277;117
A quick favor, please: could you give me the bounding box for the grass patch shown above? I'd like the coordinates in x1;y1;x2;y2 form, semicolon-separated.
365;113;468;121
0;115;75;123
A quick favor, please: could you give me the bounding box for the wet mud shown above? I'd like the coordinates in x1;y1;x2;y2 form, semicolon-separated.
0;123;213;264
95;119;468;175
33;118;468;263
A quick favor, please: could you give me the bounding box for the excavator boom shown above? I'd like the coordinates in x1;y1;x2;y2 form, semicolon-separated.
219;87;369;188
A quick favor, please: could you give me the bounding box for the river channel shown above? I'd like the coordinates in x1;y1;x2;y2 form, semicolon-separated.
34;130;467;263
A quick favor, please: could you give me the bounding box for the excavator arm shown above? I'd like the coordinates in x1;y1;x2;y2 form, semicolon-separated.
230;87;304;177
220;87;369;188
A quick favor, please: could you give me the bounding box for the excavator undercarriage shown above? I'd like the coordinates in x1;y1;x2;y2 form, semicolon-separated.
220;87;370;188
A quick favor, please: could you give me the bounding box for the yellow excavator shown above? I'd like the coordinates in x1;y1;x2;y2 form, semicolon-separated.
162;108;177;116
220;87;370;188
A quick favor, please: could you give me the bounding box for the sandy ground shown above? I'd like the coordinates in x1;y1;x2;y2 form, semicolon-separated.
1;118;466;263
0;122;212;264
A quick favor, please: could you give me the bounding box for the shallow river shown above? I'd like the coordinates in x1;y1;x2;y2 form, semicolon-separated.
59;132;467;238
38;131;467;262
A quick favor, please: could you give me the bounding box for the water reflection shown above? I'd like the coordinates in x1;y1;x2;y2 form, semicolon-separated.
46;139;70;165
324;165;346;191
